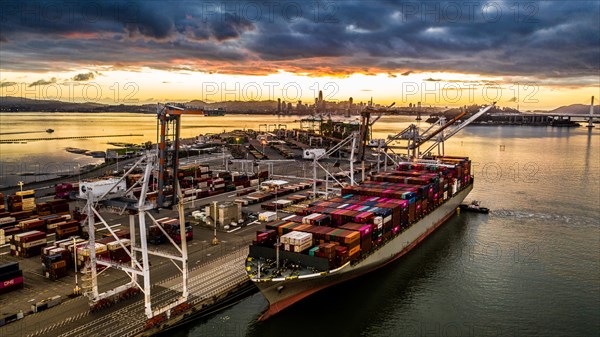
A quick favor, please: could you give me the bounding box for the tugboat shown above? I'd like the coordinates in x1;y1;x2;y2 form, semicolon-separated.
459;200;489;214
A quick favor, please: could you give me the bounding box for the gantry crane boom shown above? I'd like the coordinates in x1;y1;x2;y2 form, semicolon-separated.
420;103;495;156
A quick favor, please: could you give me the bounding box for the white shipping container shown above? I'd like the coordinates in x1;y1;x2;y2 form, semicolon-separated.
274;199;292;206
19;218;41;226
302;213;320;224
292;232;312;245
79;178;127;199
259;212;277;222
77;243;108;257
59;238;84;249
107;239;131;251
0;217;16;225
49;247;67;255
234;199;249;206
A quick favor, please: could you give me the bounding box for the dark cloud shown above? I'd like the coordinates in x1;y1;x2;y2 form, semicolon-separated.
28;78;57;87
0;81;17;87
0;0;598;84
73;72;95;81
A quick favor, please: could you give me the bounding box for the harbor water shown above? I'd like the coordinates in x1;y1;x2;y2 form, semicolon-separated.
0;113;598;336
0;112;307;187
181;122;599;336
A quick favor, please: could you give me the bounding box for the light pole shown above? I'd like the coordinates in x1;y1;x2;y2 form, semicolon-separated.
261;139;267;159
222;145;226;169
193;160;197;208
274;185;279;220
207;216;219;245
73;236;81;295
17;181;24;192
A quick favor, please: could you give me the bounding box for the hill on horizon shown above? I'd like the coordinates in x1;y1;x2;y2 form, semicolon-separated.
549;103;598;115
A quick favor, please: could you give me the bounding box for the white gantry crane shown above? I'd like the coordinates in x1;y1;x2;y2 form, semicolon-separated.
379;103;497;167
304;131;360;198
79;102;199;319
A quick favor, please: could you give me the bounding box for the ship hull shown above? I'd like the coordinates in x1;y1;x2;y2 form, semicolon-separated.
255;184;472;320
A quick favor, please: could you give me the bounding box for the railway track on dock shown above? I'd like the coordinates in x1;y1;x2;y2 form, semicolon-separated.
43;249;248;337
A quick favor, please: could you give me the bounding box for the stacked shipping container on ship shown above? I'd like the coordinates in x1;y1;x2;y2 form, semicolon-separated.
0;262;23;295
245;156;476;320
248;156;474;304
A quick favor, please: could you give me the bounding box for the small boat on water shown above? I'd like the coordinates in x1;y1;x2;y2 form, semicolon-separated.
46;129;54;133
459;200;490;213
65;147;88;154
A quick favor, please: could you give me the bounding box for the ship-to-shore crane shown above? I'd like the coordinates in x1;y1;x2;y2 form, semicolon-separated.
79;102;205;319
157;103;205;208
378;103;496;166
304;102;395;197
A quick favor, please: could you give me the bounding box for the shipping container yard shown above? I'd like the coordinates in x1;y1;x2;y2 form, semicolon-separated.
0;145;337;336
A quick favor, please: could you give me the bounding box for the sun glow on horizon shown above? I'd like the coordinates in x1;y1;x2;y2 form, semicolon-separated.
1;68;598;111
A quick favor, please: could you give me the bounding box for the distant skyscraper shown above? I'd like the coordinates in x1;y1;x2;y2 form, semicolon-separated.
318;90;323;102
277;98;281;113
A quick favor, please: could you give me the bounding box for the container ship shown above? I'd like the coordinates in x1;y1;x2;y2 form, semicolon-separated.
245;156;473;320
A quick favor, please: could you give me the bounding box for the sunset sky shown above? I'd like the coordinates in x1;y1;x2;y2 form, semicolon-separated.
0;0;598;110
